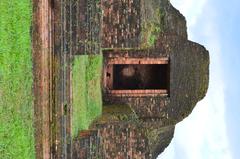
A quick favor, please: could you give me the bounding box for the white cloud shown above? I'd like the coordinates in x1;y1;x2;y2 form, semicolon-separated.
170;0;207;39
158;1;232;159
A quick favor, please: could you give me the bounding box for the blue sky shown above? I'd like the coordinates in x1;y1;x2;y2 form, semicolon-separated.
158;0;240;159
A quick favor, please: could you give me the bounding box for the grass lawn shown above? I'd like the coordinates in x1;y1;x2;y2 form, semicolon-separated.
72;55;103;137
0;0;35;158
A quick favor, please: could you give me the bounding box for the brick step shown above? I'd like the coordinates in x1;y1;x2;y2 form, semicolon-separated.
74;129;103;159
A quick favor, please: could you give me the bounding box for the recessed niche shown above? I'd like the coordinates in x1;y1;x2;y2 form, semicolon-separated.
104;58;170;96
113;64;168;90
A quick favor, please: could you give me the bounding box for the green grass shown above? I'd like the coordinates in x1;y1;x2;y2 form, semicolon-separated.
0;0;35;158
72;55;102;137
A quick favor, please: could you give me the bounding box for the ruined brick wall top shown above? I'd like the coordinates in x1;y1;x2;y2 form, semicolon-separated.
73;120;175;159
101;0;187;49
73;122;150;159
166;36;209;122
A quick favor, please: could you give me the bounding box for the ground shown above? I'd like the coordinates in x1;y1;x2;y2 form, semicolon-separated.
0;0;34;158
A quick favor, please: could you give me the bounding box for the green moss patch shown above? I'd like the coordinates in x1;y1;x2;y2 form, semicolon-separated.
141;2;164;48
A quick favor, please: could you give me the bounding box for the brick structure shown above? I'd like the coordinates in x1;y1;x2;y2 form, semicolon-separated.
73;0;209;158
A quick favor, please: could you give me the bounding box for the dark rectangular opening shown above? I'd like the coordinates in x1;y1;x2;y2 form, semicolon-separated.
112;64;169;90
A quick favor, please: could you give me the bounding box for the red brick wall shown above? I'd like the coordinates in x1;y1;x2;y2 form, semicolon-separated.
101;0;141;48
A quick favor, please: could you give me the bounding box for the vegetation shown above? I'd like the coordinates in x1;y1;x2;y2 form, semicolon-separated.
0;0;35;158
72;55;102;137
141;7;163;48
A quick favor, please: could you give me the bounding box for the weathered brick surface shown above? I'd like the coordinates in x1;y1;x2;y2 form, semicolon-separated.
104;96;170;119
73;130;102;159
102;0;141;48
101;0;187;49
108;90;168;97
107;57;169;64
73;120;175;159
97;122;149;158
72;0;101;55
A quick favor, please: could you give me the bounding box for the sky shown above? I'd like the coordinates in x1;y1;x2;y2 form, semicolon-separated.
158;0;240;159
